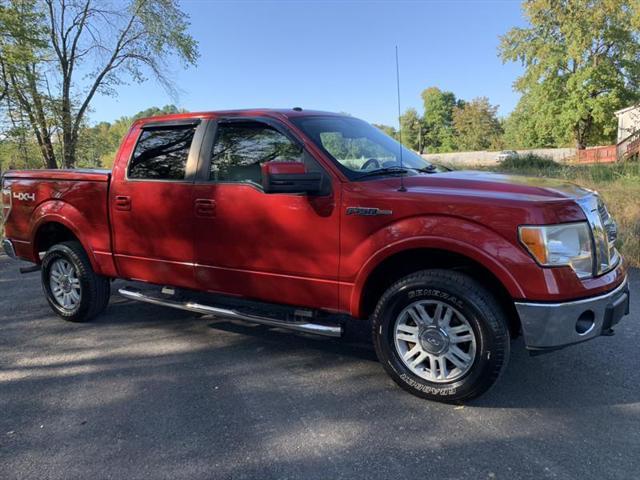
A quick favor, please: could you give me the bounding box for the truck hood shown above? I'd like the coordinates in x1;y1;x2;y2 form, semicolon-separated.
397;170;593;202
367;170;596;232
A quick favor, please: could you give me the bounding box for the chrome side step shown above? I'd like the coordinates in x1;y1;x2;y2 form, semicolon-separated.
118;287;343;337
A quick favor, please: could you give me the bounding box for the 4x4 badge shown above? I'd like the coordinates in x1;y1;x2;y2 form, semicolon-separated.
13;191;35;202
346;207;393;216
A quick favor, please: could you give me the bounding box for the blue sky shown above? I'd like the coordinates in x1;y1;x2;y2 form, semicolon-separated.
88;0;527;126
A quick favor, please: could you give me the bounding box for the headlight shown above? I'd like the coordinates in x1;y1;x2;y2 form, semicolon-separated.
519;222;593;278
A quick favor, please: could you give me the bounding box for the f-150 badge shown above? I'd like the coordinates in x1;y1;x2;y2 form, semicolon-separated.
346;207;393;216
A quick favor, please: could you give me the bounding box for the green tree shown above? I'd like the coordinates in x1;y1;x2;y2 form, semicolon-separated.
1;104;187;171
76;104;186;168
0;0;198;169
132;104;186;121
500;0;640;149
399;108;423;152
502;89;562;148
373;123;398;139
452;97;503;151
0;0;54;168
421;87;460;152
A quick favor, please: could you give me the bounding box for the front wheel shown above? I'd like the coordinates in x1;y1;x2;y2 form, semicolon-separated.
41;241;111;322
372;269;510;403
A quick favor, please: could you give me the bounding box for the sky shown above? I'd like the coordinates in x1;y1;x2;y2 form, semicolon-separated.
88;0;527;127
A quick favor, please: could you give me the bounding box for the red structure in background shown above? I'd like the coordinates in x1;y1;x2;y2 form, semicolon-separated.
576;145;617;164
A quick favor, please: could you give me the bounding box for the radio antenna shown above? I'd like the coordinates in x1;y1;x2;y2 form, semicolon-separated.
395;45;406;192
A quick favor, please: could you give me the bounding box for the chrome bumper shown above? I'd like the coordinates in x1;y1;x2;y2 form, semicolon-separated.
2;238;16;259
515;277;630;351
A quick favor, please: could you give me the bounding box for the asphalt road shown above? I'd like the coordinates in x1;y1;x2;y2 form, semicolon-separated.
1;255;639;480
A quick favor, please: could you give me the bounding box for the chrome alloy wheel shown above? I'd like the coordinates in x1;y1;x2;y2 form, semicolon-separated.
49;258;82;310
394;300;477;383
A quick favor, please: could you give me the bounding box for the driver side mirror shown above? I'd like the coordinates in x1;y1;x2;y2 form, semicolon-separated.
262;162;323;195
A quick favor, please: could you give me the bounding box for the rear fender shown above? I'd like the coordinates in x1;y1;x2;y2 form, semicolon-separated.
29;200;110;274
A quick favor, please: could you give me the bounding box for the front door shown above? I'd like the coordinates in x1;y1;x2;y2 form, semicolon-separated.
192;119;341;310
110;119;205;289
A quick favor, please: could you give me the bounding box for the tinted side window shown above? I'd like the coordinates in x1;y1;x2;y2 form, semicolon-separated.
210;122;303;184
128;126;196;180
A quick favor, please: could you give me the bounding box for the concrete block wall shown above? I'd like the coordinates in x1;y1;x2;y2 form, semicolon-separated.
421;148;576;167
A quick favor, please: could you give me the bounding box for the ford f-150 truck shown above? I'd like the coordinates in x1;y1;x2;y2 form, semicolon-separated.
1;109;631;402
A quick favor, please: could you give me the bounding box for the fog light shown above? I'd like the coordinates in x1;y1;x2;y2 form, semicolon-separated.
576;310;595;335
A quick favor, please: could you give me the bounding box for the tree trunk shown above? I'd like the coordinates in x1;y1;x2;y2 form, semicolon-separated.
41;133;58;169
61;70;76;168
574;116;592;150
23;66;57;168
62;110;75;169
13;92;57;169
29;119;57;168
65;129;79;169
32;112;57;169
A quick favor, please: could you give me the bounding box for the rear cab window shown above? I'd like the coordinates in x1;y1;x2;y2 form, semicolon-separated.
128;125;197;180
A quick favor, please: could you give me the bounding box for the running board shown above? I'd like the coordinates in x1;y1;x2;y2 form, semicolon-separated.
118;287;343;337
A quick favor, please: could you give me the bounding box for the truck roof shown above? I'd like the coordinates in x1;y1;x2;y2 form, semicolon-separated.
133;108;345;126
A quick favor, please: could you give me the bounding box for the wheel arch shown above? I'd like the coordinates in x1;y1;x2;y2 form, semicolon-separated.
353;240;524;338
31;213;98;272
34;220;80;251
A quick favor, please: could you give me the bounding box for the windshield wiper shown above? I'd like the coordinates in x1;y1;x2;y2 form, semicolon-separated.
413;165;438;173
355;167;410;180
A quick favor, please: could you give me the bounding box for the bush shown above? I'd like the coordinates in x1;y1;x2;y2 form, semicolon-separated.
497;153;559;171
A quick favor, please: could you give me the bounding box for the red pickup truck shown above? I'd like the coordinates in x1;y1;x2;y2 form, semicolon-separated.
1;109;630;402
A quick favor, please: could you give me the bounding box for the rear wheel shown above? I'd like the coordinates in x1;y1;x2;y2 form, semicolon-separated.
41;241;110;322
372;269;510;403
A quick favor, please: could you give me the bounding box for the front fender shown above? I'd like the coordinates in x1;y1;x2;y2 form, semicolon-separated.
345;216;532;317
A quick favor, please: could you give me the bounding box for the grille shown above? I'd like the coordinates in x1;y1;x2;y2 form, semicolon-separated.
578;194;619;276
597;198;618;244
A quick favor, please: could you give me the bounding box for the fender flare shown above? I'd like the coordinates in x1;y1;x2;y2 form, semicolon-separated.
29;200;100;272
350;234;527;318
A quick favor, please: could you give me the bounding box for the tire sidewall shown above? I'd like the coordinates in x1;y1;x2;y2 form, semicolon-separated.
373;275;506;402
41;244;91;321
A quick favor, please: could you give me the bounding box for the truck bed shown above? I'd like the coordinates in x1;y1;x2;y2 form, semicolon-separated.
2;168;113;272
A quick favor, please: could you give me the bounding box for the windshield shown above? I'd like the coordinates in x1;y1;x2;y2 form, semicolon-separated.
291;116;433;178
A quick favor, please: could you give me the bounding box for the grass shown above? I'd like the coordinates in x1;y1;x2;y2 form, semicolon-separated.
486;155;640;268
497;152;560;171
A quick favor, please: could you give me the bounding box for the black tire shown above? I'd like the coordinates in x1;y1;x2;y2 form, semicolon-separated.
41;241;111;322
372;269;510;403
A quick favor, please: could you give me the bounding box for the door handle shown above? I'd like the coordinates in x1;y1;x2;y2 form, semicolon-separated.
115;195;131;211
195;198;216;217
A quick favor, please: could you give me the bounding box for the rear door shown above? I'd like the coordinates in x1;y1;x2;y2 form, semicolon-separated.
110;119;207;289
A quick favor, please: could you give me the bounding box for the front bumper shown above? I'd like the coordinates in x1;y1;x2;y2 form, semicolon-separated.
515;276;630;351
2;238;17;259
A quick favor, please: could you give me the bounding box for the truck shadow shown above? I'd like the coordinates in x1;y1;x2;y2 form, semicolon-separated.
99;291;640;410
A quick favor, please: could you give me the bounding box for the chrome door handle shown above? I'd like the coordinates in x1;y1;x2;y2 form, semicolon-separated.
115;195;131;211
195;198;216;217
